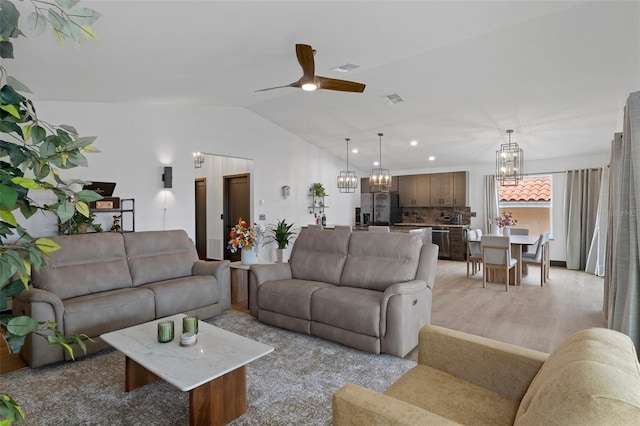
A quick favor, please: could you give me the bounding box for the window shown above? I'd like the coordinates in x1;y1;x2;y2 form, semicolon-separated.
498;175;552;238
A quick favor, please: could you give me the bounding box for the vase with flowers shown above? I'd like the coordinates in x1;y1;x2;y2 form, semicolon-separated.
227;217;264;265
495;211;517;236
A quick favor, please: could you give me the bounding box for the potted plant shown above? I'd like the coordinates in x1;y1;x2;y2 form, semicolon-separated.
311;182;326;197
263;219;296;263
59;211;103;235
0;1;101;423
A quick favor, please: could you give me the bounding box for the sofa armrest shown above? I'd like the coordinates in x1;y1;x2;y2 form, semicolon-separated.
379;280;427;335
13;288;65;328
192;259;231;310
333;384;460;426
249;263;292;316
419;325;548;401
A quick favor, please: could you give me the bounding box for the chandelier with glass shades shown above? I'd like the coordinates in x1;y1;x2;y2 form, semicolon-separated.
337;138;358;193
496;129;523;186
369;132;391;192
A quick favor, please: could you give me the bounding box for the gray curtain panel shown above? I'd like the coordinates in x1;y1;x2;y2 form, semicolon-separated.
484;175;499;235
605;91;640;350
564;168;602;270
586;164;609;276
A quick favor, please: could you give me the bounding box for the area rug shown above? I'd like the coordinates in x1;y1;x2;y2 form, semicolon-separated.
2;310;416;425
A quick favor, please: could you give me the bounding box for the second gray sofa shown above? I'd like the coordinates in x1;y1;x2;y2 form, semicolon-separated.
250;229;438;357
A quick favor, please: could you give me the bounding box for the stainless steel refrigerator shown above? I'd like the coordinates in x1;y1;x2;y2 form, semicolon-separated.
360;192;402;226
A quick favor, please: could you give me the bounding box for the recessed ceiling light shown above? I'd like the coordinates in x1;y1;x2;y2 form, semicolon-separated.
428;156;435;161
410;140;418;146
352;148;358;154
373;161;380;166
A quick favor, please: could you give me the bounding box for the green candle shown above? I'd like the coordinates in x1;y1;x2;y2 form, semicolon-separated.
157;321;174;343
183;315;199;334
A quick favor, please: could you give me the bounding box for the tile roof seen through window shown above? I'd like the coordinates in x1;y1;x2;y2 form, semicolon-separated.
499;177;551;202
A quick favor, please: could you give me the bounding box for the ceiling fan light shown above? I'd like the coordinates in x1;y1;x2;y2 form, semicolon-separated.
302;82;317;91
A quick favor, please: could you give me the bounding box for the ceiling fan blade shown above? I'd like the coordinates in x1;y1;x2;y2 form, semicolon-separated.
316;76;366;93
255;82;299;92
295;44;315;81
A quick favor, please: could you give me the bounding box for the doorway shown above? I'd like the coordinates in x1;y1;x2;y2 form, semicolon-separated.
194;178;207;259
223;173;250;262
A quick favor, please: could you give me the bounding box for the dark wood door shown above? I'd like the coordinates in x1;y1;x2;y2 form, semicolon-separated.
194;178;207;259
224;174;250;262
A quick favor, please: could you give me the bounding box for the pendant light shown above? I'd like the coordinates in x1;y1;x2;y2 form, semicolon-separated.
369;132;391;192
496;129;523;186
337;138;358;193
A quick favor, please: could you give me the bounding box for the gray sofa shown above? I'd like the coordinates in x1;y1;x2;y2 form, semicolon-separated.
12;230;230;367
250;229;438;357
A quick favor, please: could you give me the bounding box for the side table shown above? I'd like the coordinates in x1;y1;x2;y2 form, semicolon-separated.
229;261;250;310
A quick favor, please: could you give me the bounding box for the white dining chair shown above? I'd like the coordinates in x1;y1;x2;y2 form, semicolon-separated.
481;235;517;291
466;229;482;278
522;232;550;286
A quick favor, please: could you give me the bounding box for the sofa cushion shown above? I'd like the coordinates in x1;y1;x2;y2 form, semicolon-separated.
515;327;640;425
311;286;382;337
385;365;519;426
141;275;219;318
258;279;334;320
63;287;155;337
33;233;132;300
340;232;422;291
289;229;351;285
124;230;198;286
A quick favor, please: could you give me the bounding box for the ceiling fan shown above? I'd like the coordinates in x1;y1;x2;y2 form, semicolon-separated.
256;44;366;93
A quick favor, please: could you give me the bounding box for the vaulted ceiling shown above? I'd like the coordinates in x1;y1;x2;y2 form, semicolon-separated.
9;1;640;173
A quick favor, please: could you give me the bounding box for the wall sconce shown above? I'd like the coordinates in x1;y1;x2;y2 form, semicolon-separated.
162;166;172;188
282;185;291;199
193;152;205;168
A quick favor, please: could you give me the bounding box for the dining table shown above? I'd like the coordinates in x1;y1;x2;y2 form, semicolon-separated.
469;234;539;285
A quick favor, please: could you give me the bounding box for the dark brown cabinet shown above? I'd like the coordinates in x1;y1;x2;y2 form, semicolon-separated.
398;174;430;207
449;227;466;261
399;172;468;207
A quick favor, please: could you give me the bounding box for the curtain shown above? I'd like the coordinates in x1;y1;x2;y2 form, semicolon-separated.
586;165;609;276
484;175;499;235
605;91;640;350
564;168;602;270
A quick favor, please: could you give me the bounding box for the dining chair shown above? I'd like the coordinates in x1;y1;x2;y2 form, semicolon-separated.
522;232;550;286
334;225;352;231
481;235;517;291
368;226;390;232
307;224;323;230
465;229;482;278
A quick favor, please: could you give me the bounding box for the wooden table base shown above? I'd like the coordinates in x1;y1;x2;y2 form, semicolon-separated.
125;357;247;426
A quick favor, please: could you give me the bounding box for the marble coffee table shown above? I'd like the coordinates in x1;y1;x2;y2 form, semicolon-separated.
101;314;273;425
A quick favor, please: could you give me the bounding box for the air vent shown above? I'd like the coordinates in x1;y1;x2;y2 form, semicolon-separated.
381;93;404;105
331;63;360;73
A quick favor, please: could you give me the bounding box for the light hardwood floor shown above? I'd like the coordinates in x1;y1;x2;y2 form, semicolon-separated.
406;260;606;361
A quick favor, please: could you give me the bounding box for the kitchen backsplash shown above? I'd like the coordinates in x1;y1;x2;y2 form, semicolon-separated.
402;206;472;225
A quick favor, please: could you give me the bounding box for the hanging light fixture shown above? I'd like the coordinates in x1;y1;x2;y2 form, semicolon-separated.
193;152;205;168
337;138;358;193
369;132;391;192
496;129;523;186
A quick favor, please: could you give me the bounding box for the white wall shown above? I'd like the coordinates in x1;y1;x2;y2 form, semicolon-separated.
25;101;360;262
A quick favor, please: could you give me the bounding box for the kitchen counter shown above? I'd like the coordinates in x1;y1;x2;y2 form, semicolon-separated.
394;223;469;228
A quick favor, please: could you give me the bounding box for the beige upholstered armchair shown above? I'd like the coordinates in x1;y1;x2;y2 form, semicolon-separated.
333;325;640;425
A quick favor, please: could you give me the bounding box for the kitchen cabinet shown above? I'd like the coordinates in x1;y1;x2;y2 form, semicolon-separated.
449;227;467;261
399;172;468;207
398;175;430;207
